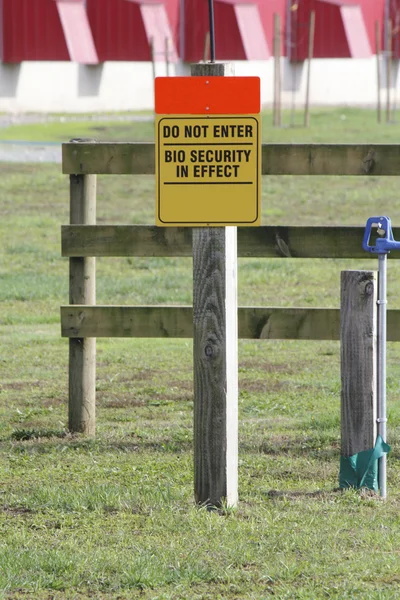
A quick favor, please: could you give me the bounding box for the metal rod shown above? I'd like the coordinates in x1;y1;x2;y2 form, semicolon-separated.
179;0;185;61
208;0;216;62
378;253;387;498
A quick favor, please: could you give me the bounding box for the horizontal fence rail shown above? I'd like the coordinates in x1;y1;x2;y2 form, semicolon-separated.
60;306;400;342
63;142;400;176
62;225;400;259
61;136;400;505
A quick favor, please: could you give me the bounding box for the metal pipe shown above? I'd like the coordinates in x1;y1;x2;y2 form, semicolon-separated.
378;253;388;498
208;0;216;62
179;0;185;61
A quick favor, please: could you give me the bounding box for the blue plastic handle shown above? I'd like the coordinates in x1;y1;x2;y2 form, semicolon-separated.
362;216;400;254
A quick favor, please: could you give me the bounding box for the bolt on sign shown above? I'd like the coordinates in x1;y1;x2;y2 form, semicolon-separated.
155;76;261;226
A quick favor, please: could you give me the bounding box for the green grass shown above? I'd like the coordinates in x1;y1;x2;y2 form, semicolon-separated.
2;110;400;598
2;107;400;144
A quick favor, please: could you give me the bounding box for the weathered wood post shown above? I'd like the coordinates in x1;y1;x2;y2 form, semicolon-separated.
386;19;393;123
68;139;97;435
203;32;210;62
191;62;238;508
341;271;377;458
273;13;281;128
376;20;382;124
304;10;315;128
165;37;170;77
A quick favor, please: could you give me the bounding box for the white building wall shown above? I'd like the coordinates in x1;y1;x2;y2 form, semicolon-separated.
0;57;394;113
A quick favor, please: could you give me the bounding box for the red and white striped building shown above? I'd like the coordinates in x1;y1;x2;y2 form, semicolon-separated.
0;0;398;111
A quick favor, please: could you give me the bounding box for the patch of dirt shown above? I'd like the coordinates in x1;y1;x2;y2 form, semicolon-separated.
1;381;41;390
267;489;333;500
97;395;147;408
240;360;296;374
1;505;34;515
267;487;383;502
97;369;158;383
0;163;38;175
42;397;65;408
97;379;193;407
257;436;340;461
10;428;68;441
4;591;102;600
240;378;286;394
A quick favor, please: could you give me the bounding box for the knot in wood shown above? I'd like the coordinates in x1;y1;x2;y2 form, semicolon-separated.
275;233;291;258
364;281;374;296
204;344;214;358
362;149;375;175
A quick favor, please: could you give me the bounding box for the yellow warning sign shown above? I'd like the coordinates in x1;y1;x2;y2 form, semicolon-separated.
155;115;261;226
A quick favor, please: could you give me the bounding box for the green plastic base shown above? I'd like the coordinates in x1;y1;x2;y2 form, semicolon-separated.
339;435;391;492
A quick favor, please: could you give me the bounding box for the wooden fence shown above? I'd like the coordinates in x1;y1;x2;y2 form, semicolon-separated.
61;141;400;503
62;141;400;343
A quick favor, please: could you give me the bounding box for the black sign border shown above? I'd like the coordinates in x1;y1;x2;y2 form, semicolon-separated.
156;115;260;225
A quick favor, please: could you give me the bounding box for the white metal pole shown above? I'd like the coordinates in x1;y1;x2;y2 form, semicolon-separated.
378;253;388;498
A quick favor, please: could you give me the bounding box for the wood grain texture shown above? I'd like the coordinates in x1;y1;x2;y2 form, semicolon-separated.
62;142;155;175
240;307;340;340
192;226;238;508
179;61;238;509
61;305;339;339
61;305;400;342
273;13;282;128
62;142;400;176
62;305;193;338
304;10;315;128
341;271;377;457
62;224;400;259
68;169;96;435
62;225;193;257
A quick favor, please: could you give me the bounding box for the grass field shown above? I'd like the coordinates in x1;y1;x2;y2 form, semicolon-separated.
1;109;400;599
3;107;400;144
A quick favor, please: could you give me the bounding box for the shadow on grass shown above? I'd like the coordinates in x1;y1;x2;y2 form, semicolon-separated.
4;435;193;454
265;487;383;502
5;434;400;463
266;488;339;500
3;434;340;461
10;428;68;441
250;437;341;461
3;437;342;464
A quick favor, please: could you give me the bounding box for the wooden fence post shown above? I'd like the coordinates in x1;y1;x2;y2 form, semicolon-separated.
304;10;315;128
376;20;382;124
386;19;392;123
165;37;170;77
203;32;210;62
68;139;97;435
273;13;282;128
191;62;238;508
341;271;377;457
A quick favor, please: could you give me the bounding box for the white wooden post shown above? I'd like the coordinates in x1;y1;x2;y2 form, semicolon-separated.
191;62;238;508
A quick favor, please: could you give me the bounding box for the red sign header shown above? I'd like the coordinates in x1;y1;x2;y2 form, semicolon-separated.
155;76;260;115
